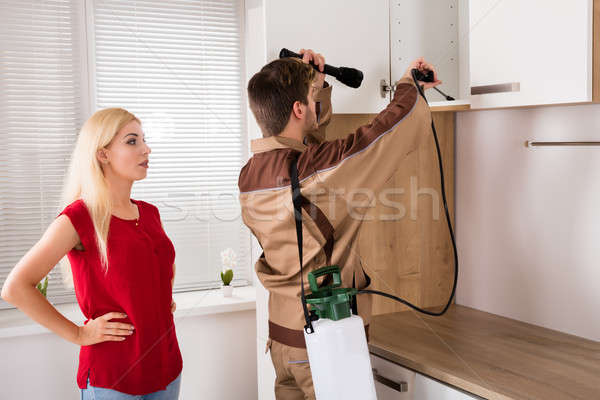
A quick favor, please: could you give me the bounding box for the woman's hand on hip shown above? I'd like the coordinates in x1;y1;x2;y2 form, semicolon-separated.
76;312;134;346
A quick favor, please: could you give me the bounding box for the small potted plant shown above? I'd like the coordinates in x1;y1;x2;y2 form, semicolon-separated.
220;248;237;297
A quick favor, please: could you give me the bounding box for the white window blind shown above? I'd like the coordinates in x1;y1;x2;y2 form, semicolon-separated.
90;0;250;290
0;0;250;309
0;0;85;307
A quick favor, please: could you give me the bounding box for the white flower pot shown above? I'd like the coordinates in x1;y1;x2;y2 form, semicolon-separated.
221;285;233;297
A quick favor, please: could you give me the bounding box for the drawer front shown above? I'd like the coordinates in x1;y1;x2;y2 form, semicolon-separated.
370;354;415;399
414;373;482;400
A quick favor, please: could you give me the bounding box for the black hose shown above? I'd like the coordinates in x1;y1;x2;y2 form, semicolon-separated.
356;71;458;316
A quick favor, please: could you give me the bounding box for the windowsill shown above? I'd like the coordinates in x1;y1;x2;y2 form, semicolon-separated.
0;285;256;339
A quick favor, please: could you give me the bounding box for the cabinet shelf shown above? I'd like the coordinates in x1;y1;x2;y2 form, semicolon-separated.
429;99;471;113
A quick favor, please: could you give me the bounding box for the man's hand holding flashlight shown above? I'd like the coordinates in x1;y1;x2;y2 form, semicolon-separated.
299;48;326;88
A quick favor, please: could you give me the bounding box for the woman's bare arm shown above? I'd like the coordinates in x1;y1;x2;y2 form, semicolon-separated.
1;215;133;345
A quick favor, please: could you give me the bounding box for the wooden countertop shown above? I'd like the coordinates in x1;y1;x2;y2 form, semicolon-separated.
368;305;600;400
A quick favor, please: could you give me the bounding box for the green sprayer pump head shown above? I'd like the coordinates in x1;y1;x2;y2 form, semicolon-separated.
305;265;358;321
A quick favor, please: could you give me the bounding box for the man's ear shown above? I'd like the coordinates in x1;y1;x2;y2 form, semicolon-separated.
96;148;109;165
291;100;305;120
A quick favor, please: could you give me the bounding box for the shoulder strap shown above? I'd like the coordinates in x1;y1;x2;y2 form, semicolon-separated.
290;153;317;334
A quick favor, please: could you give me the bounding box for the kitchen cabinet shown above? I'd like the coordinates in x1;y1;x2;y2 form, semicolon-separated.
371;354;481;400
468;0;599;109
263;0;600;111
413;374;481;400
263;0;466;113
371;354;415;399
264;0;391;113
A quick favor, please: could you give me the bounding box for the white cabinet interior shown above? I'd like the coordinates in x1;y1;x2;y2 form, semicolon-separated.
390;0;460;103
264;0;390;113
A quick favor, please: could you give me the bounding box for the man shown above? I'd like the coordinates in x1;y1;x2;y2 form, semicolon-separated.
239;49;441;399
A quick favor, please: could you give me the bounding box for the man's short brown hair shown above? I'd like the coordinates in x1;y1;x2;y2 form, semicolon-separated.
247;58;316;137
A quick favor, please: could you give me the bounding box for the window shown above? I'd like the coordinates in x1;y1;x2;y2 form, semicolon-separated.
0;0;87;304
0;0;250;308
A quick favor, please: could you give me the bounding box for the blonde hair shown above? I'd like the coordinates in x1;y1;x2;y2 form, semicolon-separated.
61;108;140;274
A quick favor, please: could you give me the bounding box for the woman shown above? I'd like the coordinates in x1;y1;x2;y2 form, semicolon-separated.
1;108;183;399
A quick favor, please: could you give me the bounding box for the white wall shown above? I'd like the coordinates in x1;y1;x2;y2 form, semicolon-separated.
0;310;257;399
243;1;277;399
456;103;600;341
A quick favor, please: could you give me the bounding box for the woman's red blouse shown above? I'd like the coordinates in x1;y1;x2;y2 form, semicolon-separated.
59;199;182;395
